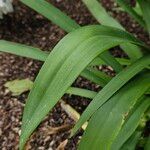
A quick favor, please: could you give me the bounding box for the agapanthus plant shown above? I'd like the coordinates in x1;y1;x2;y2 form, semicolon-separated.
0;0;150;150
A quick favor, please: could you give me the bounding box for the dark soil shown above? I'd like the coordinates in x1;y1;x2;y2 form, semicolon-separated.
0;0;149;150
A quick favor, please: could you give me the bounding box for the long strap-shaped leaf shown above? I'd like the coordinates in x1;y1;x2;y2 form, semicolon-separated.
20;0;79;32
78;73;150;150
114;0;146;28
90;56;131;66
19;25;145;149
20;0;123;73
120;131;141;150
82;0;143;61
71;54;150;136
81;67;112;87
133;2;142;16
100;51;123;72
66;87;97;99
82;0;123;29
138;0;150;35
111;95;150;149
0;40;48;61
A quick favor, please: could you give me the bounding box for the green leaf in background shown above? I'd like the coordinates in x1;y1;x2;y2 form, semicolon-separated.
82;0;143;62
78;73;150;150
90;56;131;66
81;67;112;87
116;1;143;17
133;2;142;16
66;87;97;100
120;43;143;62
4;79;33;96
114;0;145;28
138;0;150;35
20;0;80;33
19;25;145;150
82;0;123;29
100;51;123;73
0;40;48;61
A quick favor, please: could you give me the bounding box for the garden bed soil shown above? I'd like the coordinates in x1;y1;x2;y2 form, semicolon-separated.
0;0;149;150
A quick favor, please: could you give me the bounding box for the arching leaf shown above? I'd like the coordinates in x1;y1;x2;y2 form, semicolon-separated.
82;0;143;61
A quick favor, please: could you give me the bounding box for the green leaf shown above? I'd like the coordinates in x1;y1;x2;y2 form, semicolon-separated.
82;0;123;29
138;0;150;35
20;0;79;33
145;136;150;150
90;57;131;66
111;95;150;149
81;67;112;87
0;40;48;61
19;25;145;150
120;131;141;150
82;0;143;62
115;58;131;66
145;88;150;95
72;55;150;136
114;0;145;28
66;87;97;99
78;74;150;150
100;51;123;73
82;0;135;31
133;2;142;16
120;43;143;62
4;79;33;96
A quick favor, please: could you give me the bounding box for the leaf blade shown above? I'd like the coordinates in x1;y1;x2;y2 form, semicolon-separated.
20;0;79;32
0;40;48;61
138;0;150;35
114;0;146;28
111;96;150;150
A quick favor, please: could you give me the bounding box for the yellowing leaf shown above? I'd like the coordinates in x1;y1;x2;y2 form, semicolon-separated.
4;79;33;96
